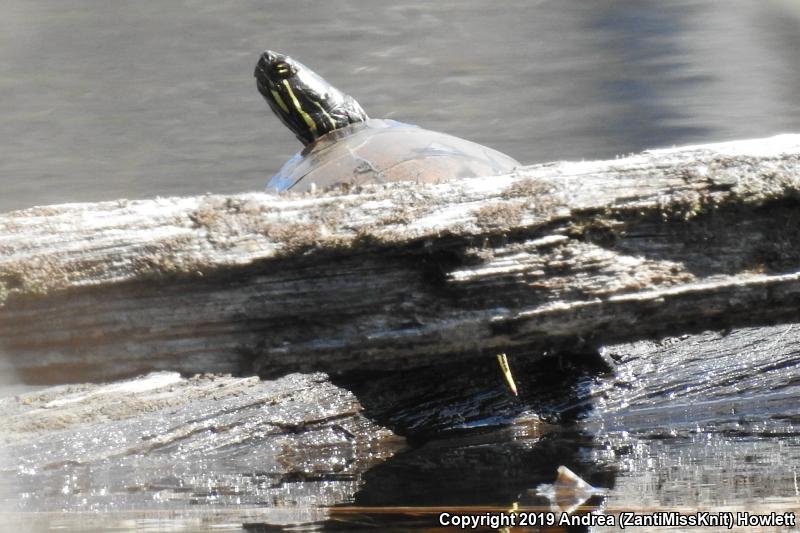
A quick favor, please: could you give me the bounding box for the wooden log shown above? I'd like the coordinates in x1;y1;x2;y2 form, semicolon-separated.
588;322;800;436
0;371;403;517
1;134;799;383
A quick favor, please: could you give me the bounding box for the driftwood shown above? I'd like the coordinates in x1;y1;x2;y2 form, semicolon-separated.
0;371;402;519
1;134;800;383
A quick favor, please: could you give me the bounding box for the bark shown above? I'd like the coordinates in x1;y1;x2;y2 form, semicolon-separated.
1;134;799;383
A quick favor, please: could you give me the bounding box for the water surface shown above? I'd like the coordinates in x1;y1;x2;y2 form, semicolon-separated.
2;0;799;212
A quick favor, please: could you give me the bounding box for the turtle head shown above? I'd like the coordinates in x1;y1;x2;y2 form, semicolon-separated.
255;50;368;146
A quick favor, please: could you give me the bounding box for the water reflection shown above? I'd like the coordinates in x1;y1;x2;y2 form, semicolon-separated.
350;429;608;508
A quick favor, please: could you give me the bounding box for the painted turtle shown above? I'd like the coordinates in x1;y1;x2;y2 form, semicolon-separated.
255;50;519;192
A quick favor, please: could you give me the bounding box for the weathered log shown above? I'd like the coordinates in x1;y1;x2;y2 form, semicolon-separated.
0;371;402;519
1;134;799;383
588;322;800;436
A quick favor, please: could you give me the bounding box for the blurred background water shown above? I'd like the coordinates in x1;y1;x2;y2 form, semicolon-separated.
2;0;800;213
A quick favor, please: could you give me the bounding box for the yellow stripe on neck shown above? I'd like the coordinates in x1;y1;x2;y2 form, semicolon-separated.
282;80;317;136
270;89;290;114
311;100;337;130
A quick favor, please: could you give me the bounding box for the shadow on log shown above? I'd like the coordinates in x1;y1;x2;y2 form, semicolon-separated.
1;134;799;383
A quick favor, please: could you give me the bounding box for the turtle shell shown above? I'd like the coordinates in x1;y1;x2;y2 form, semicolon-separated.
266;119;519;192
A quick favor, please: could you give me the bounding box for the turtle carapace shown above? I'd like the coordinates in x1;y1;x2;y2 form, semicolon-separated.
256;50;519;192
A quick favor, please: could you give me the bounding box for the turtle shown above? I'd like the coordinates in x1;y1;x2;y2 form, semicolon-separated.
255;50;520;192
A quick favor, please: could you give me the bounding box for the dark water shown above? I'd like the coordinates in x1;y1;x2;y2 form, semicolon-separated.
2;0;800;213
